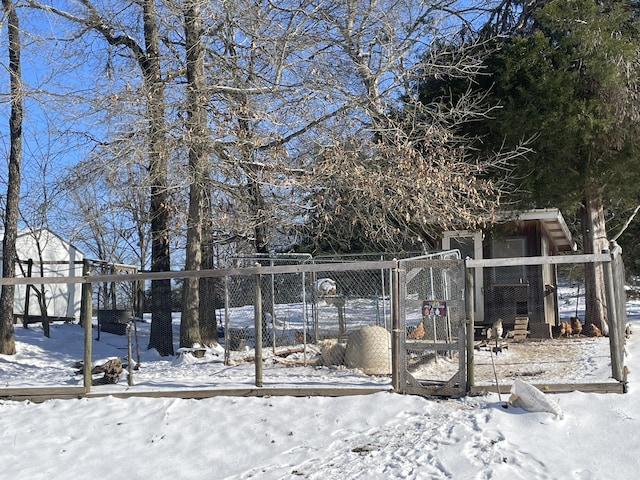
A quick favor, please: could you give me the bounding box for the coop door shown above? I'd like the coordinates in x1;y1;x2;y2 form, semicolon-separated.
442;230;484;323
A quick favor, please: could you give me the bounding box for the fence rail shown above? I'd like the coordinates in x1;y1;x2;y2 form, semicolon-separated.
0;260;397;285
0;249;630;399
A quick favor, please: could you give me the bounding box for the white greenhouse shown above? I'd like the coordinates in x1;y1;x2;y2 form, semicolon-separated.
0;228;84;322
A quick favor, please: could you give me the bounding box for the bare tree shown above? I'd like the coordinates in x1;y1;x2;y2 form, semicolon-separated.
11;1;524;356
290;1;523;251
62;155;150;317
202;0;327;255
180;0;208;348
28;0;175;355
0;0;23;354
188;0;522;257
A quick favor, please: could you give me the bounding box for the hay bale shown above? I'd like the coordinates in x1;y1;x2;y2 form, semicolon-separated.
345;325;392;375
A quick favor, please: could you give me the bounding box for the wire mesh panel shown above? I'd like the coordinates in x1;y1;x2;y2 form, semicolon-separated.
224;254;313;356
221;261;394;386
397;254;467;396
0;257;397;394
469;252;628;392
89;261;139;339
0;249;630;397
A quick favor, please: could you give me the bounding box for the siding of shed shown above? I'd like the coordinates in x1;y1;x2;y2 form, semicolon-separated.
1;230;84;320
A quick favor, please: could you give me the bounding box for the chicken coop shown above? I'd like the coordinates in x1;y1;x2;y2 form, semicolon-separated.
442;208;576;338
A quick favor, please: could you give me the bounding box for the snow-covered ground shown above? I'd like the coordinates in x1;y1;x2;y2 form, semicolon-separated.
0;289;637;479
0;284;616;392
0;297;397;392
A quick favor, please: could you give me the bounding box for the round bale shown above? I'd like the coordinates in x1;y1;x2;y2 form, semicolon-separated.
345;325;392;375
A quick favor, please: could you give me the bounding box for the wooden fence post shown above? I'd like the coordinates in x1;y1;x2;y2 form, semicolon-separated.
602;250;623;381
81;258;92;392
391;263;401;393
465;266;475;392
254;264;263;387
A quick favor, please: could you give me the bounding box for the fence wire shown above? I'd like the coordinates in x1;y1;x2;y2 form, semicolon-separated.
222;262;394;380
0;250;630;397
468;249;628;390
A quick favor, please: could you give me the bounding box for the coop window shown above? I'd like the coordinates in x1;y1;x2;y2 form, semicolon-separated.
449;236;474;259
491;237;526;284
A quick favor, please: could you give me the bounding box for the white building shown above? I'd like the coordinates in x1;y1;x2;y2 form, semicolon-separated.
0;228;84;321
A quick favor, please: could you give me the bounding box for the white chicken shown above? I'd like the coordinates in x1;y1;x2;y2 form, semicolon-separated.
314;278;337;297
492;319;504;339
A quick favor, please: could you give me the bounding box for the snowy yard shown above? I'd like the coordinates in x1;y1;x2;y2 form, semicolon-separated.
0;284;620;393
0;285;636;479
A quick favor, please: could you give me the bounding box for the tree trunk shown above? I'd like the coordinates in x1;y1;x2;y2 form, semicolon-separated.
582;188;608;333
180;0;208;348
34;236;50;338
142;0;173;356
199;203;219;345
249;174;269;255
0;0;22;355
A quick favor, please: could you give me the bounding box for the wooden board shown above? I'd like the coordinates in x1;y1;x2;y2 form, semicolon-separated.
471;382;626;395
0;385;391;402
0;386;85;402
511;316;529;341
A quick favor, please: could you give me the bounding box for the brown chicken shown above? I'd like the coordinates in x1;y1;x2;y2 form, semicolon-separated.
408;322;425;340
559;321;573;337
294;330;314;344
570;316;583;336
587;323;602;337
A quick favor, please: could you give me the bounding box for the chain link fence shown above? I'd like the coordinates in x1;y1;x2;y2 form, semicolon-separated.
221;259;395;382
0;248;630;398
2;257;398;393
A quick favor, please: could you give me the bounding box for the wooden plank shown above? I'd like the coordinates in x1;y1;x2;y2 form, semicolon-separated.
402;385;464;398
511;317;529;341
0;386;85;396
0;260;399;286
87;386;392;399
14;315;74;325
0;386;85;402
1;381;625;401
466;253;610;268
0;385;392;401
471;382;626;395
405;341;458;351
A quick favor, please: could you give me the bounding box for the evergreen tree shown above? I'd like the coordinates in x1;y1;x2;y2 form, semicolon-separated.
475;0;640;329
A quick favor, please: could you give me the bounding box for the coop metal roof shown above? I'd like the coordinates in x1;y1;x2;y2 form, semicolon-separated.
496;208;576;252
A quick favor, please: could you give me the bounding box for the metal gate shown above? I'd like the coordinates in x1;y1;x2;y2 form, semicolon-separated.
396;253;468;396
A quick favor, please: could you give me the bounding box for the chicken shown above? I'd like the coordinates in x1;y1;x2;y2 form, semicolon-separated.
314;278;337;297
587;323;602;337
570;316;583;336
492;319;504;339
407;322;425;340
294;330;314;344
559;321;573;337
